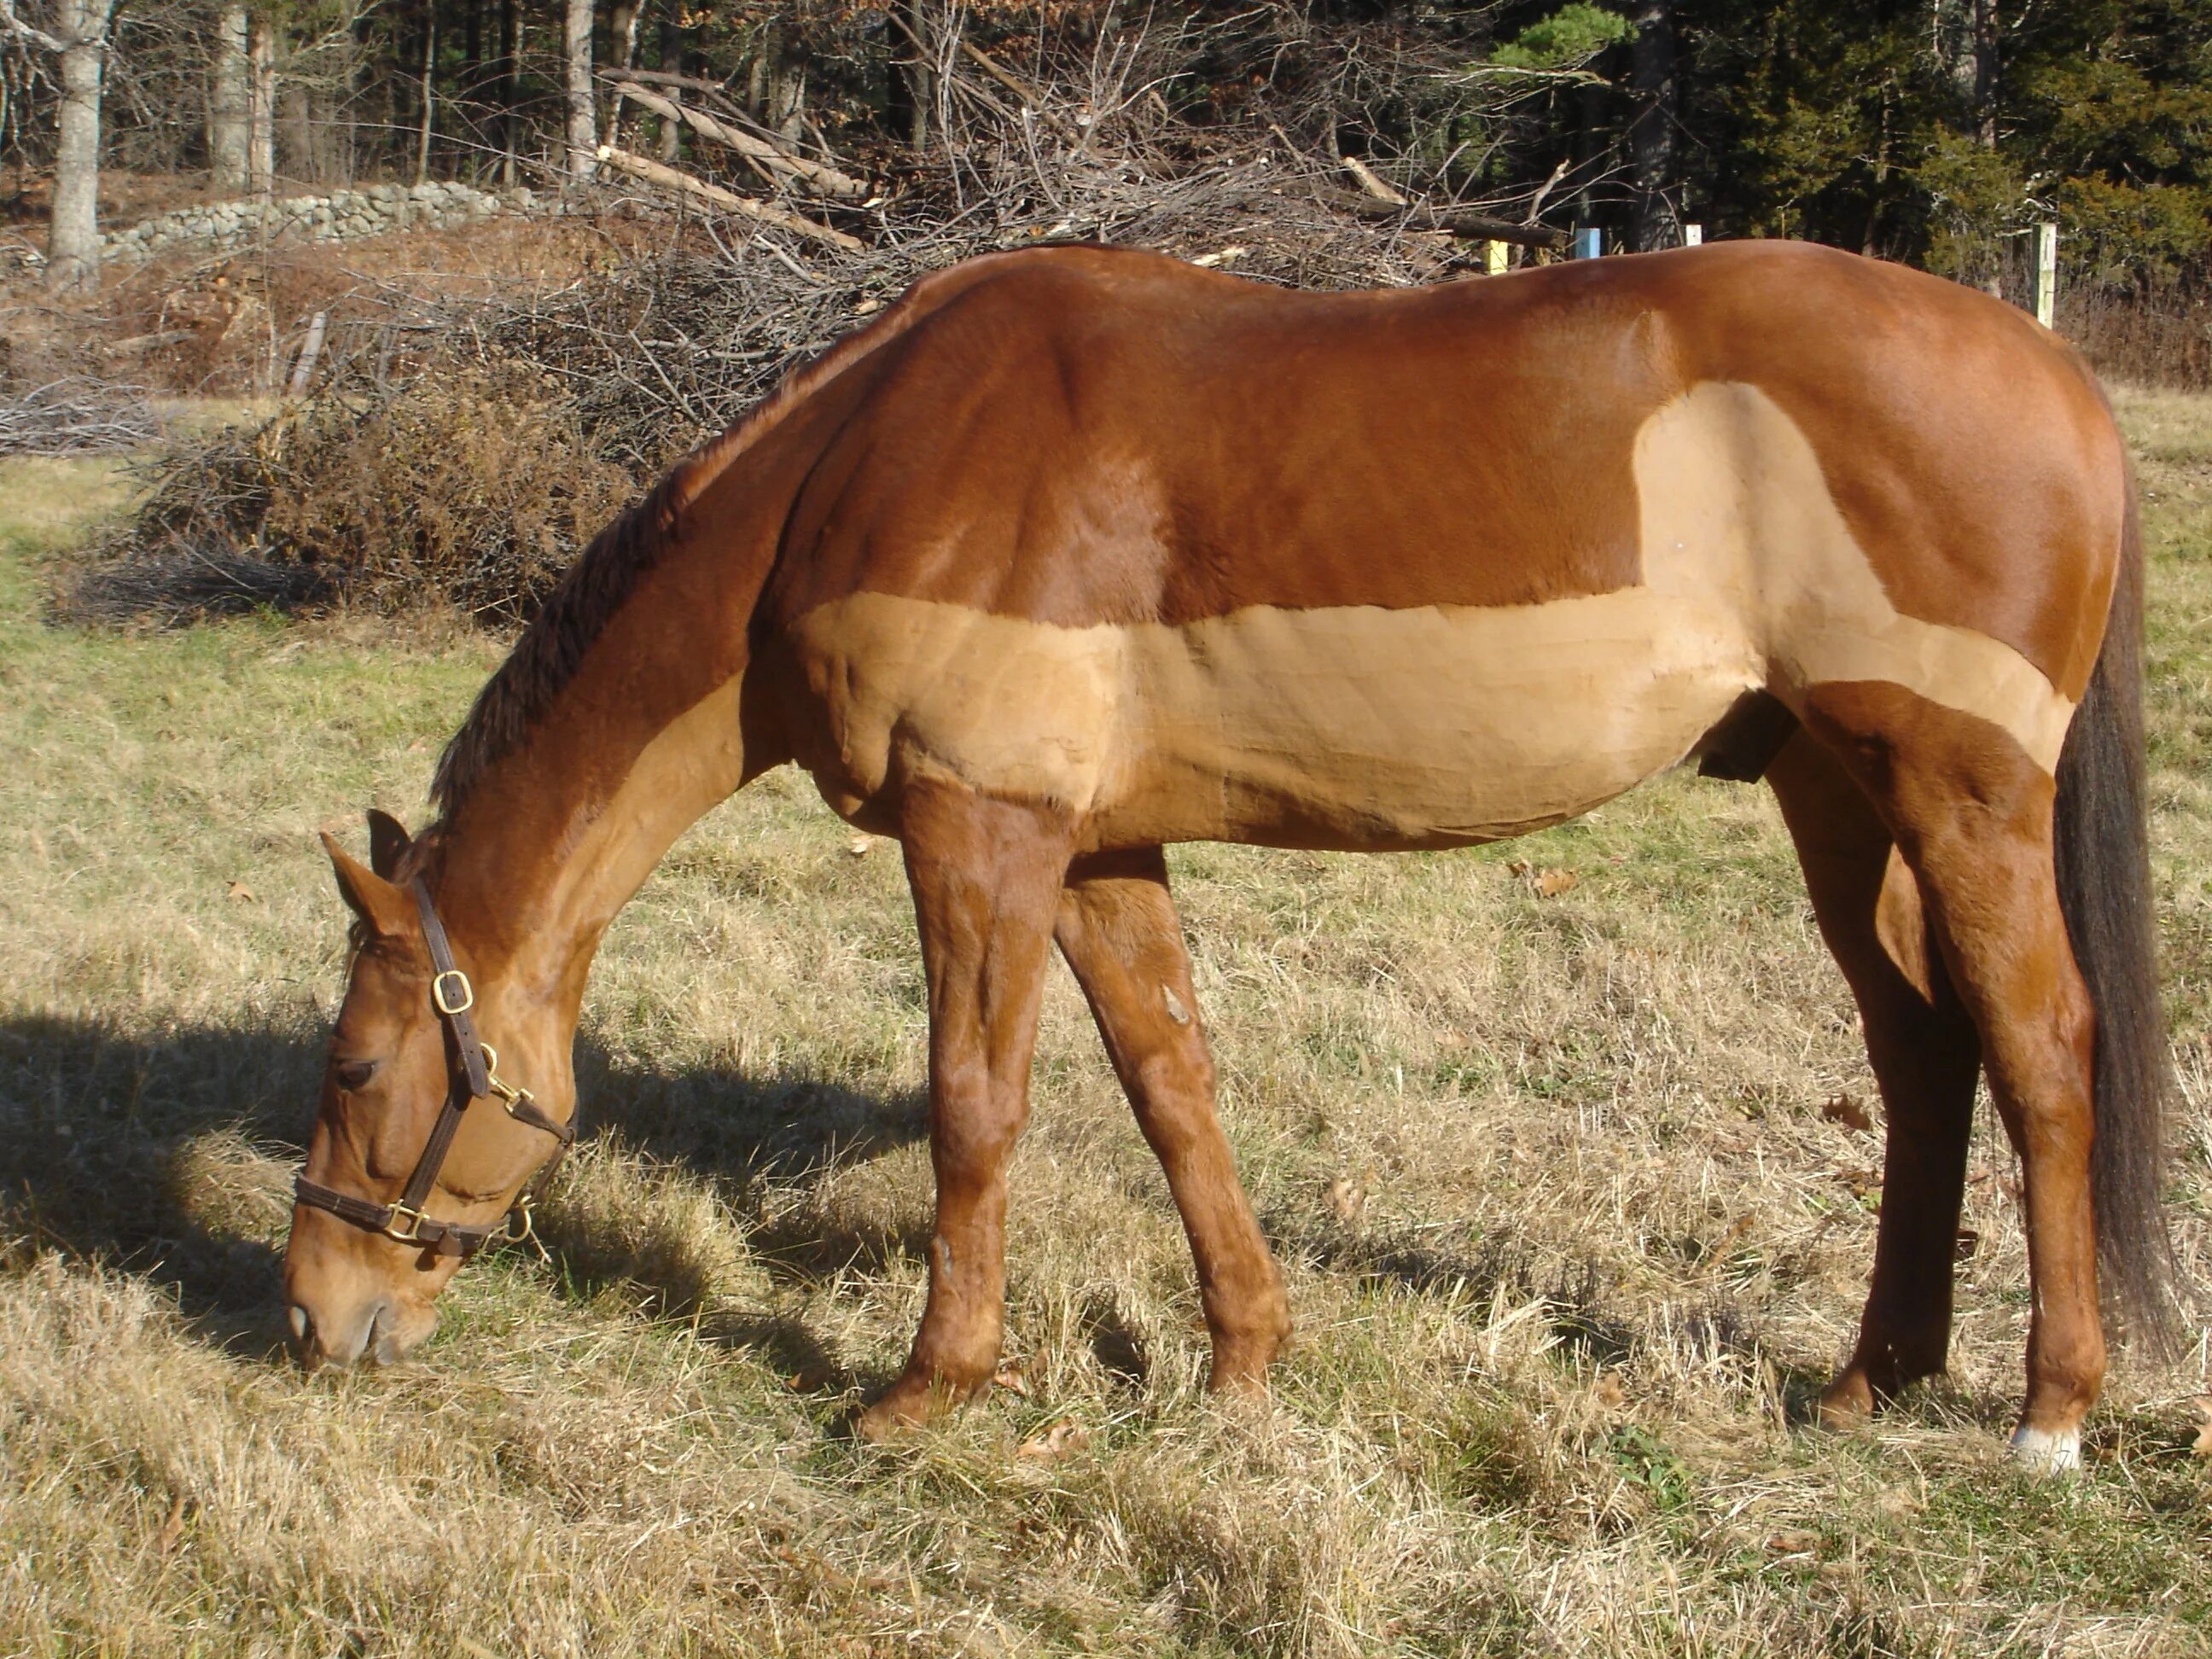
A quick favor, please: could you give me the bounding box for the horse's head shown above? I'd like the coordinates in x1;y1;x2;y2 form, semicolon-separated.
282;810;576;1370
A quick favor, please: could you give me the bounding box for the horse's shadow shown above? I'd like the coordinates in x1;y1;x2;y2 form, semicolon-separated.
0;1012;1848;1421
0;1011;925;1371
1272;1209;1842;1425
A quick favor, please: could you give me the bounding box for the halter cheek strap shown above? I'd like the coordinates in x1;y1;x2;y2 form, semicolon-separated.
293;878;576;1260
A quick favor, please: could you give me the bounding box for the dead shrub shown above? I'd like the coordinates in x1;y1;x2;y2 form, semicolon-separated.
2064;283;2212;391
260;363;635;620
66;361;636;626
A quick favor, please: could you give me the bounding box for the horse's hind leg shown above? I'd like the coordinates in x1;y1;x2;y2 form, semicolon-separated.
859;773;1077;1441
1767;734;1982;1422
1054;847;1292;1394
1799;684;2104;1470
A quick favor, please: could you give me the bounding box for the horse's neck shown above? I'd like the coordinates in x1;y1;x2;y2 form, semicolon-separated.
431;527;785;1010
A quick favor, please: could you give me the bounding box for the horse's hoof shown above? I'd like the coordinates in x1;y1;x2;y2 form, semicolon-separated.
855;1371;977;1441
854;1402;914;1443
2008;1423;2082;1476
1815;1371;1875;1429
1204;1362;1273;1401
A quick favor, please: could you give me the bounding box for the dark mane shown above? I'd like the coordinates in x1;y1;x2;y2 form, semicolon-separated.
429;466;686;818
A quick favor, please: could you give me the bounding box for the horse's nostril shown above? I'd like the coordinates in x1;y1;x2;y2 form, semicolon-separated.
287;1304;311;1345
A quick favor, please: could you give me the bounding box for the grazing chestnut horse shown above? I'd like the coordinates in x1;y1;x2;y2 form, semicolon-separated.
283;240;2175;1471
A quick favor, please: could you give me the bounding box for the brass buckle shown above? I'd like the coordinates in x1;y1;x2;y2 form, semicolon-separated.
431;969;474;1016
383;1202;427;1243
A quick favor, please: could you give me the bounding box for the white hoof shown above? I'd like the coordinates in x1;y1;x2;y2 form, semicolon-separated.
2009;1423;2082;1476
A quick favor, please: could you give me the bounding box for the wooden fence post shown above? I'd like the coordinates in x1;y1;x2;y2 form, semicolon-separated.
2034;221;2058;329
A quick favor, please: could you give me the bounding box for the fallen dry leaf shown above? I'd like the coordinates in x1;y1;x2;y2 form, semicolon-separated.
1592;1371;1627;1410
225;881;256;904
846;834;877;858
1765;1528;1819;1557
1325;1174;1369;1227
992;1359;1032;1398
1016;1417;1091;1461
152;1493;186;1555
2192;1398;2212;1458
1821;1093;1874;1133
1505;859;1578;896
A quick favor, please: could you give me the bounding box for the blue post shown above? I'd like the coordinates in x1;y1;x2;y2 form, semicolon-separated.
1574;227;1603;259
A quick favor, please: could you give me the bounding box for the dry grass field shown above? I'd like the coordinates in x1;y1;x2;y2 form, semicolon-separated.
2;391;2209;1658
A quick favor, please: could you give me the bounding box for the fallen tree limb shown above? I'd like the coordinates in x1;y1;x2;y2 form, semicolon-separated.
0;376;160;455
1307;181;1569;251
594;65;750;119
594;146;864;252
1341;154;1407;207
603;80;869;201
958;39;1044;110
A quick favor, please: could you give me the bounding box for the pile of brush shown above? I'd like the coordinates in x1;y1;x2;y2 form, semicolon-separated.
65;28;1559;628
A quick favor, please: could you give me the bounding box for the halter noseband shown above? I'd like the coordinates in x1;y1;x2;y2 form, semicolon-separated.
293;878;575;1260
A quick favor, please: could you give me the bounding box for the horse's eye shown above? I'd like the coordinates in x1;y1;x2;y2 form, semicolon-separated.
334;1059;379;1091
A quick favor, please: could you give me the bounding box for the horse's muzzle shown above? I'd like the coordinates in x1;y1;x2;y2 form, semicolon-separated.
285;1295;433;1370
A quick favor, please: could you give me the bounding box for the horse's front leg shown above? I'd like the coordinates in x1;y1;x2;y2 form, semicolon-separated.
858;773;1076;1441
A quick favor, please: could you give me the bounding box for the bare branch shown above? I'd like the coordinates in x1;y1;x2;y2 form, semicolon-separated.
593;145;864;252
0;0;66;56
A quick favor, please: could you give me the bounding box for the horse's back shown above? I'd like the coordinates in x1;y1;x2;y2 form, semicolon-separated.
755;242;2125;847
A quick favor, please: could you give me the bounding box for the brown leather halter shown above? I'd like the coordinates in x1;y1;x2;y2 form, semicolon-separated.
293;878;575;1259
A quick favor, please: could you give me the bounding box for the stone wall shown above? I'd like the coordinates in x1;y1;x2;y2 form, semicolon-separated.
101;181;550;266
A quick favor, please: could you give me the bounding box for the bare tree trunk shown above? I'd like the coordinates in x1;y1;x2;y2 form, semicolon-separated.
889;0;932;150
498;0;518;184
607;0;638;146
249;12;276;199
461;0;481;181
1934;0;2003;290
279;83;321;184
1970;0;2000;148
208;4;251;194
564;0;595;178
1935;0;2000;146
45;0;114;295
415;6;435;183
656;3;681;159
1629;0;1679;252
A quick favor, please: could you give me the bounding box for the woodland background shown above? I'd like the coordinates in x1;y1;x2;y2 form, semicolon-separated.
3;0;2209;619
3;0;2209;306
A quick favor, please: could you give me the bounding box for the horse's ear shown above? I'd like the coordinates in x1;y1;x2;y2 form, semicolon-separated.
321;831;413;938
365;809;412;880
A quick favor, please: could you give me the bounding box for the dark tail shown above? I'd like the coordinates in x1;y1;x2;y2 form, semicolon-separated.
2052;484;2184;1353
